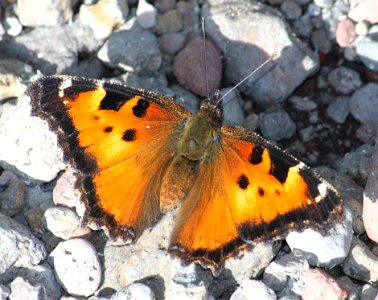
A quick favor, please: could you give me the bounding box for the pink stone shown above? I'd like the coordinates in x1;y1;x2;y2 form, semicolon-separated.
349;0;378;24
302;269;348;300
336;19;356;48
363;133;378;243
53;167;81;208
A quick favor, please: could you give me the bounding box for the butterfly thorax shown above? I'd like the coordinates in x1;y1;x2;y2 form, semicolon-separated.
176;99;222;162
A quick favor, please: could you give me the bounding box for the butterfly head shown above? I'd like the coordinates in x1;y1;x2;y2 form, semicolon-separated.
199;90;223;122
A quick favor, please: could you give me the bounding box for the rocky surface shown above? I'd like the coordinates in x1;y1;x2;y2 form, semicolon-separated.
0;0;377;299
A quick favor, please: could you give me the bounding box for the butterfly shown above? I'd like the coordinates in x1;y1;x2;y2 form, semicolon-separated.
27;75;344;274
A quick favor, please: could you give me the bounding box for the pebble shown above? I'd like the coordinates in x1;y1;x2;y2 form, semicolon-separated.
78;0;129;40
356;122;377;144
230;280;276;300
280;0;302;20
326;96;350;124
170;84;199;113
307;3;321;17
7;264;61;299
0;284;10;300
16;0;73;27
0;212;47;274
221;87;245;126
328;66;362;95
155;0;176;13
0;174;26;217
3;15;23;37
355;21;369;36
51;238;101;297
333;144;374;182
154;9;183;34
311;29;333;53
302;269;348;300
173;36;222;97
98;17;162;76
43;206;80;240
203;0;319;106
361;284;378;300
336;19;357;48
53;168;82;209
244;113;259;132
299;126;315;142
289;95;317;111
263;252;309;295
110;282;156;300
343;236;378;284
363;138;378;243
0;95;65;181
314;0;333;8
286;207;353;268
350;83;378;126
136;0;157;29
356;37;378;72
259;110;296;141
348;0;378;24
158;32;187;55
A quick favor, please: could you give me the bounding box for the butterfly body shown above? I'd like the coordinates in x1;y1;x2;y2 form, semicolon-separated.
27;75;344;273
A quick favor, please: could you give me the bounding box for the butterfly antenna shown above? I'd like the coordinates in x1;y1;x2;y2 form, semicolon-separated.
202;17;210;99
217;52;279;104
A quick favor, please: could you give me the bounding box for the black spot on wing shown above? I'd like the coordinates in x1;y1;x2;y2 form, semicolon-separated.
258;187;265;196
249;145;263;165
237;174;249;189
123;129;137;141
268;151;290;184
104;126;113;133
132;99;150;118
99;89;128;111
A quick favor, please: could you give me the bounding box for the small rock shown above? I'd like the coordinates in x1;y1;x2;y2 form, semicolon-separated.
43;206;80;240
244;113;259;132
79;0;129;40
173;36;222;97
0;174;26;216
311;29;332;53
356;122;377;144
24;205;47;235
348;0;378;24
221;87;245;126
307;3;321;17
334;144;374;182
350;83;378;126
98;17;162;76
344;199;365;235
111;282;156;300
230;280;276;300
280;0;302;20
51;238;101;297
302;269;348;300
3;15;23;37
155;0;176;13
328;66;362;95
355;21;369;36
263;252;309;294
356;37;378;72
343;237;378;284
336;19;356;48
361;284;378;300
53;168;81;208
136;0;157;29
299;126;315;142
158;32;187;55
259;110;296;141
293;14;314;38
363;137;378;243
0;212;47;275
326;96;350;124
286;207;353;268
154;9;183;34
9;277;42;300
313;0;333;8
17;0;73;26
289;96;317;111
170;84;199;113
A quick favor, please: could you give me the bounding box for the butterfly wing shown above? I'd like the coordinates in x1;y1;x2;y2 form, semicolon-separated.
169;125;344;271
28;76;190;241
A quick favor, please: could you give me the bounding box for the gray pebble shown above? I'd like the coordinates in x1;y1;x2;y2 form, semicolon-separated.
327;67;362;95
289;95;317;111
350;83;378;126
281;0;302;20
221;87;245;126
356;36;378;72
259;110;296;141
326;96;350;124
43;206;80;240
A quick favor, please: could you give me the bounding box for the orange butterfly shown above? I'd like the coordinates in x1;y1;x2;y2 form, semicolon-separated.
27;75;344;273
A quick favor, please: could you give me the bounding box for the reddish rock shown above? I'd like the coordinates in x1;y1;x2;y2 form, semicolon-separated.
173;36;222;97
336;19;356;48
349;0;378;24
302;269;348;300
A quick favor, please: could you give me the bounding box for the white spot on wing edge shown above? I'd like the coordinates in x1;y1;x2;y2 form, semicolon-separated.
58;78;72;98
315;182;329;203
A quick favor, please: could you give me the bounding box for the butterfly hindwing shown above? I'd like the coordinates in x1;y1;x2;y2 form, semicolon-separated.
28;75;190;240
169;125;343;271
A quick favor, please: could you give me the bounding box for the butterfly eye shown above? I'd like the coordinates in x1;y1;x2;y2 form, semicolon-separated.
215;108;222;118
